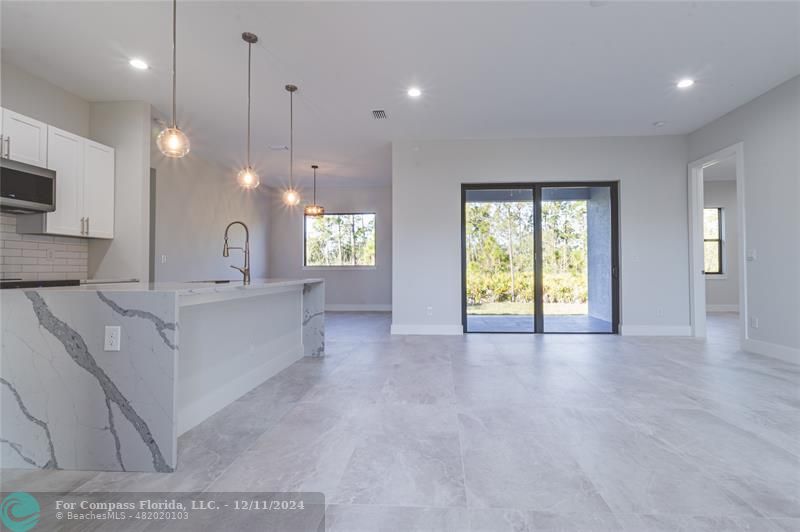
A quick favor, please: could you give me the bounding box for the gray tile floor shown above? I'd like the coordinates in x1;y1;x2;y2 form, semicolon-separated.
467;314;613;333
3;312;799;531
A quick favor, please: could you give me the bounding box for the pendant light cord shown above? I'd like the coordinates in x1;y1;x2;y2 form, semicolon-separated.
313;166;317;204
246;42;252;167
171;0;177;128
289;90;294;189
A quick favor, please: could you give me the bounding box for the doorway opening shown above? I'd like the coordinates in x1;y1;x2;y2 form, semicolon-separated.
688;143;747;346
461;182;619;334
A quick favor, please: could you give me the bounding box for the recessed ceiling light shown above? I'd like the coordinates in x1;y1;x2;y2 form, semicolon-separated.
407;87;422;98
676;78;695;89
129;58;149;70
653;121;666;128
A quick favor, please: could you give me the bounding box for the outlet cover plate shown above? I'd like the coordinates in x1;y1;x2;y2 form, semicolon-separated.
104;326;121;351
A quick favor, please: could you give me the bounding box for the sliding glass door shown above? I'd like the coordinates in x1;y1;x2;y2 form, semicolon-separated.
463;187;535;333
462;183;618;333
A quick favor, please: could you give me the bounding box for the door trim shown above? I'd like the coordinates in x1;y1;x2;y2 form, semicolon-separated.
687;142;747;345
461;181;620;334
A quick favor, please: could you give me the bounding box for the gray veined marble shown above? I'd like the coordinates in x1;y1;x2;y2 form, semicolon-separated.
1;289;178;472
1;278;325;473
303;281;326;357
97;290;177;350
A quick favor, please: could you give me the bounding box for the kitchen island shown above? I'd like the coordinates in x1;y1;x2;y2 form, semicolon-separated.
0;279;324;473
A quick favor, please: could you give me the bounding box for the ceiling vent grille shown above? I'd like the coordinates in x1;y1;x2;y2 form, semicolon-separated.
372;110;388;120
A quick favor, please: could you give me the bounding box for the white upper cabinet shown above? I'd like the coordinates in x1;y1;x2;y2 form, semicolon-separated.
11;109;116;239
45;127;85;236
82;140;115;238
1;108;48;167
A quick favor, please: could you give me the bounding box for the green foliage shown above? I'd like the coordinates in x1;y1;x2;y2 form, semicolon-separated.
466;199;588;306
305;213;376;266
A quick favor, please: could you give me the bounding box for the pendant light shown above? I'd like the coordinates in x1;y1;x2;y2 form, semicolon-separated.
282;84;301;206
157;0;190;158
304;165;324;216
236;32;260;189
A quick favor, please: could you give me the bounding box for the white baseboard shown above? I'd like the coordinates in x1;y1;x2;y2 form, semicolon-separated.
743;338;800;364
326;304;392;312
390;323;463;335
706;304;739;312
620;325;692;336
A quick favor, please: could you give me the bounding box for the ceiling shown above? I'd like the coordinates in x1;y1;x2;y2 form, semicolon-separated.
2;2;798;187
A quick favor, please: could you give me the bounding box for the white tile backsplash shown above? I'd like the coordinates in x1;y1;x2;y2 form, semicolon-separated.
0;214;88;280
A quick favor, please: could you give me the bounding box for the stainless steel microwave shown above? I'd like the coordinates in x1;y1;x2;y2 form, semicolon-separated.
0;158;56;214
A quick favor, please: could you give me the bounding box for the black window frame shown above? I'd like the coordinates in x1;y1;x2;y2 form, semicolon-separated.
303;212;377;268
703;207;724;275
460;181;620;335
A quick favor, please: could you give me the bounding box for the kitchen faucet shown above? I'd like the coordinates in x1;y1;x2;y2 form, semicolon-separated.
222;221;250;284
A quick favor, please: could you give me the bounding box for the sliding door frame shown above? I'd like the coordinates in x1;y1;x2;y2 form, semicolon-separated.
461;181;620;334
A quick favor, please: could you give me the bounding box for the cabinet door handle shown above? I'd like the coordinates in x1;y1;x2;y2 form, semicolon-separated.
86;217;89;235
0;135;4;158
5;136;10;159
80;217;85;235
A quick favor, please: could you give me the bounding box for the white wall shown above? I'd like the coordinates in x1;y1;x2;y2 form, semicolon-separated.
1;59;90;137
704;180;739;311
152;151;271;282
88;102;151;282
269;185;392;310
688;75;800;354
392;136;690;335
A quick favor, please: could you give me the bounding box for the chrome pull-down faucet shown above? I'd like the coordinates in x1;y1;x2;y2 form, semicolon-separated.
223;221;250;284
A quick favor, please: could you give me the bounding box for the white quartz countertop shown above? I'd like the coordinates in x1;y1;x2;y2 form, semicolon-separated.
6;278;323;294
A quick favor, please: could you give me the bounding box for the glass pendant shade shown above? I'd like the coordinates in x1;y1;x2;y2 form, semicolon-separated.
304;204;324;216
237;32;259;189
283;188;301;206
157;127;190;158
158;0;189;158
237;166;260;189
304;165;324;215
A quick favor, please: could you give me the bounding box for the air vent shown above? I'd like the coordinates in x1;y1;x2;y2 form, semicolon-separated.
372;110;388;120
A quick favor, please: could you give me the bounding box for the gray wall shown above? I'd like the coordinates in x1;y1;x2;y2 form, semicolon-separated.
268;185;392;309
688;75;799;353
151;151;271;282
88;102;152;281
1;59;90;137
704;180;739;310
392;136;690;335
587;186;612;322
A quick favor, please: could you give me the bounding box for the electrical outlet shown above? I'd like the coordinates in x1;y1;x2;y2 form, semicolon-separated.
426;306;433;316
46;248;55;260
161;255;167;264
104;326;121;351
746;249;757;262
749;316;759;329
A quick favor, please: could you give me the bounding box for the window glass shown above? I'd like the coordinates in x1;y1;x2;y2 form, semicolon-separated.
304;213;376;267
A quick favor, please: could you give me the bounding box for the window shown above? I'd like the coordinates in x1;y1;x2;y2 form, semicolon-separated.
304;213;376;267
703;207;723;274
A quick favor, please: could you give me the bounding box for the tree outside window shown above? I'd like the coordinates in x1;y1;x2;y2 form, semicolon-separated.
304;213;376;267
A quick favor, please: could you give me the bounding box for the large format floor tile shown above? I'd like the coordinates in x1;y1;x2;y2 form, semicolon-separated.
3;311;798;532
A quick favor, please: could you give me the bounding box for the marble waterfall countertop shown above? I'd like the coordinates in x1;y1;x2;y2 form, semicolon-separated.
1;277;324;473
5;278;324;294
